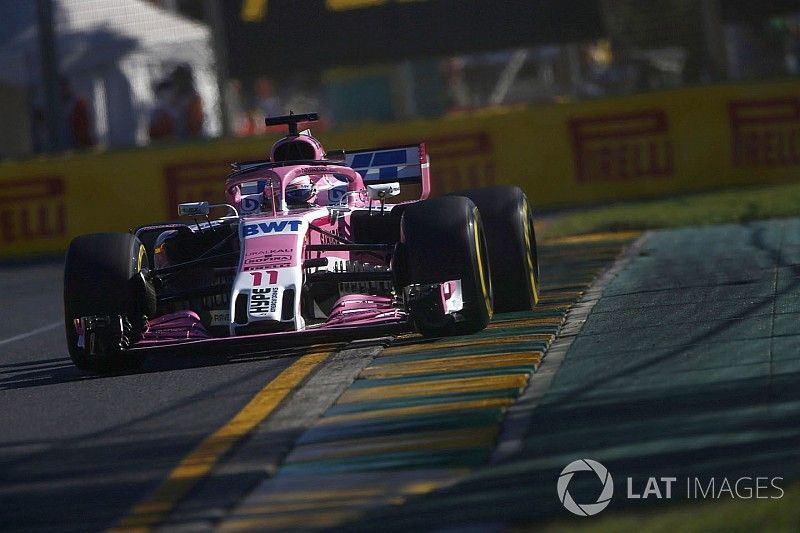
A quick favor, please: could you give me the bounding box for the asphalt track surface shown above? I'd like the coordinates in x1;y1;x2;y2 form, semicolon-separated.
5;220;796;531
0;233;630;532
0;260;301;532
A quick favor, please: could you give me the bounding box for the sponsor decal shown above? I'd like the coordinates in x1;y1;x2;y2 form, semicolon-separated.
318;228;342;245
240;195;262;214
242;248;294;269
244;248;293;261
0;176;67;244
178;202;210;217
209;310;230;327
242;219;302;237
569;110;673;182
729;97;800;168
244;265;290;271
326;186;348;205
250;287;278;315
243;254;293;268
440;279;464;314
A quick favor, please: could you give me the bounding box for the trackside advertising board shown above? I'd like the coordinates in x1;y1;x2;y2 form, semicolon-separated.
2;79;800;258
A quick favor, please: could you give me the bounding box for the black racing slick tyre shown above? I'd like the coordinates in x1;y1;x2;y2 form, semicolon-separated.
453;186;539;312
398;196;493;336
63;232;147;372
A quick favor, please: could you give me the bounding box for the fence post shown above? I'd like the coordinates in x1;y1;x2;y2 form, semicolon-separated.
36;0;64;152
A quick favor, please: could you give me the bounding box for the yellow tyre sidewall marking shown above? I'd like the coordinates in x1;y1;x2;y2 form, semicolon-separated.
521;203;539;305
472;208;493;318
136;244;146;272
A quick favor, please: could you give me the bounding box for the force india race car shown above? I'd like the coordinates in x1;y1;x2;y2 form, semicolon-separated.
64;113;540;372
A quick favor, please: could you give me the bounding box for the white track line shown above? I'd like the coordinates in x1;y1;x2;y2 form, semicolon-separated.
0;321;62;347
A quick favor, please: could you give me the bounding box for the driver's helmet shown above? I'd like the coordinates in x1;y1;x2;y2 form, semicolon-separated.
285;175;316;205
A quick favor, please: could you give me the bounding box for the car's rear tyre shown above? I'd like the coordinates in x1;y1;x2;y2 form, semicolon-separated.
397;196;493;336
64;232;147;372
453;186;539;312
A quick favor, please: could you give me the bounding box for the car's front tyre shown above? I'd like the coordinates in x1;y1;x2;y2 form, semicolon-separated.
64;232;147;372
396;196;493;336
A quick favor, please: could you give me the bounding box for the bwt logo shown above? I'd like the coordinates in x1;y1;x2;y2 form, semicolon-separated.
729;97;800;168
558;459;614;516
242;220;302;237
569;110;673;183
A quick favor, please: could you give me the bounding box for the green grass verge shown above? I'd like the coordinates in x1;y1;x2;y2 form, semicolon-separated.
539;181;800;238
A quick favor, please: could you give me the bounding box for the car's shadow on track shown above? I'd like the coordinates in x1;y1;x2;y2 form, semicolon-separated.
137;347;321;374
2;324;400;390
0;357;96;390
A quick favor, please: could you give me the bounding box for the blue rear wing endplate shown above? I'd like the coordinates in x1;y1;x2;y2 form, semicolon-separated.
345;143;430;200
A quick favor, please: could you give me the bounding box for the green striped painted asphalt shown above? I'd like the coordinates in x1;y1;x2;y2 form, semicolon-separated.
279;448;493;475
373;340;552;359
364;351;542;370
368;346;547;366
362;352;543;378
486;321;562;332
286;428;500;465
324;388;522;416
418;325;560;339
341;366;539;388
295;410;506;445
218;232;638;531
368;344;551;363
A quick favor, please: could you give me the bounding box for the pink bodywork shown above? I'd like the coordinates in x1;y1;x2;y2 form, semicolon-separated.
139;311;210;343
130;149;432;348
324;295;405;326
225;163;370;213
136;295;406;347
128;140;433;348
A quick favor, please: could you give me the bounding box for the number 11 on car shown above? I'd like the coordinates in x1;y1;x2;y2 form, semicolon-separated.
249;271;278;286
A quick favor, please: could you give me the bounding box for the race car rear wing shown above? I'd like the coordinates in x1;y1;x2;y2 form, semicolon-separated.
345;144;430;201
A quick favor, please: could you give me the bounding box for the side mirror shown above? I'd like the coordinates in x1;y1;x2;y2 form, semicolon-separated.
178;201;210;217
325;149;346;162
367;183;401;200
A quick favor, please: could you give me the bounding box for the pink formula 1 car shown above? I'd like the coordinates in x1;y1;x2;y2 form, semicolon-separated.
64;114;539;372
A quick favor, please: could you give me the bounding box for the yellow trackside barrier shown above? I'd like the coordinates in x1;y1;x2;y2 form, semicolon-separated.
3;79;800;259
